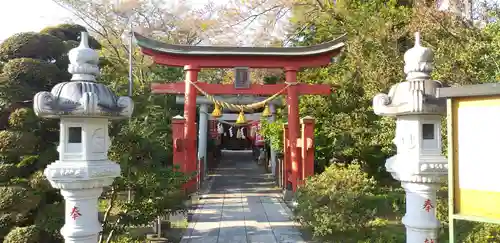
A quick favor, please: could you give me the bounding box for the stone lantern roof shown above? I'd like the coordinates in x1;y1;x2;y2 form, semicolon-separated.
372;32;445;116
34;32;134;119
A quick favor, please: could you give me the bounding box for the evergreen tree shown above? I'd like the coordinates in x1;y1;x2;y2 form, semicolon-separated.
0;24;100;242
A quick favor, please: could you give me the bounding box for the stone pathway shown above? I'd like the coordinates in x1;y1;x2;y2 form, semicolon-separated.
181;150;306;243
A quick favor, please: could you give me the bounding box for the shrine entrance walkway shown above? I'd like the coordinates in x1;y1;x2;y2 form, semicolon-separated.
181;150;306;243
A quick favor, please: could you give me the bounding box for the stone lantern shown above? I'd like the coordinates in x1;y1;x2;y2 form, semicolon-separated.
372;32;447;243
33;32;134;243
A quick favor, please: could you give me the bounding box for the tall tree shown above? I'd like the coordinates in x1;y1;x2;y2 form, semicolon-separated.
259;0;499;178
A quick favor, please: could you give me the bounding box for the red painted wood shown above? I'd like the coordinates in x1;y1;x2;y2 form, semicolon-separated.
251;122;265;146
209;120;218;139
301;117;315;180
142;48;341;68
172;117;186;173
151;82;334;95
184;66;199;192
285;67;300;192
283;124;290;189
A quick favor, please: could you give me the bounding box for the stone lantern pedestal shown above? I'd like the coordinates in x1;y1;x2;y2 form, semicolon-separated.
34;32;134;243
373;33;447;243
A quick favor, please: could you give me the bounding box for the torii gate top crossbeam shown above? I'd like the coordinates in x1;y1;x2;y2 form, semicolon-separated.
134;32;346;68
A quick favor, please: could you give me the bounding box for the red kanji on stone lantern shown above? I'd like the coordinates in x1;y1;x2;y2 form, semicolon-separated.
424;238;435;243
70;206;82;220
423;199;434;212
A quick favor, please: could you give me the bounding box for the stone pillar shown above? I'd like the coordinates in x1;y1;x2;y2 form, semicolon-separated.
33;32;134;243
198;104;208;179
59;188;103;243
372;32;447;243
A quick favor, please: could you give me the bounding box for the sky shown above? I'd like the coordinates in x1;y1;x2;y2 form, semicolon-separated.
0;0;214;42
1;0;498;42
0;0;72;41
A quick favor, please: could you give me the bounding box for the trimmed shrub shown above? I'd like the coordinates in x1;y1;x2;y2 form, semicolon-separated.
3;225;41;243
35;202;64;241
0;164;18;183
294;162;378;241
8;108;38;131
0;213;14;240
0;185;41;213
1;58;60;101
28;170;52;192
0;32;65;62
0;130;37;156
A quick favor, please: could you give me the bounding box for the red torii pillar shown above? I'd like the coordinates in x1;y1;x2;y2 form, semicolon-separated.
285;67;301;190
184;65;199;192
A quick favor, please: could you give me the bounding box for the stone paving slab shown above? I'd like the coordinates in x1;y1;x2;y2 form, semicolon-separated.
181;150;305;243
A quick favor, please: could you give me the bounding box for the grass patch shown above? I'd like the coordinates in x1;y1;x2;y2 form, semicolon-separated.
165;216;189;243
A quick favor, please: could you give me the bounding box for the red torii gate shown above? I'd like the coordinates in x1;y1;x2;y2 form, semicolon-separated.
134;32;346;192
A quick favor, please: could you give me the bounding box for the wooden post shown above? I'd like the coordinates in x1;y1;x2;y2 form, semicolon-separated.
285;67;300;192
172;116;186;173
184;65;199;192
197;158;204;191
301;116;315;180
282;123;290;190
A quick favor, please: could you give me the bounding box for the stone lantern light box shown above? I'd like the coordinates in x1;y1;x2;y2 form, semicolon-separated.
61;117;107;161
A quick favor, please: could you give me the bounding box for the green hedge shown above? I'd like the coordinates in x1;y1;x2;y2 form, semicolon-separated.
294;165;500;242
